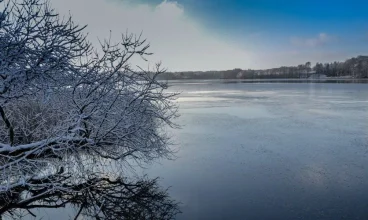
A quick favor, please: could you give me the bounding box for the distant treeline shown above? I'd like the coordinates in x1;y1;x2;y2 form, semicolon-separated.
158;55;368;80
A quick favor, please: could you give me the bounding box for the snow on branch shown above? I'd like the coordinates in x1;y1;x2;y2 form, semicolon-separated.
0;0;179;219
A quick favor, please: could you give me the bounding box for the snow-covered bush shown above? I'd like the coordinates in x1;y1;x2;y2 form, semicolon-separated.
0;0;179;219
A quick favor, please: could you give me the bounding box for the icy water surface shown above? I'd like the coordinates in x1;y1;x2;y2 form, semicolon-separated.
23;81;368;219
147;81;368;219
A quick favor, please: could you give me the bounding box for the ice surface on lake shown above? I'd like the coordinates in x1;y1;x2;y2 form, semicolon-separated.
26;81;368;219
148;81;368;220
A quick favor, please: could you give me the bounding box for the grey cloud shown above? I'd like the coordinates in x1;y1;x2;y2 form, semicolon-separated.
50;0;253;71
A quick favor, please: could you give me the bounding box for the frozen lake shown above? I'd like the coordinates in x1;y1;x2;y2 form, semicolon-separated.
21;80;368;219
146;80;368;219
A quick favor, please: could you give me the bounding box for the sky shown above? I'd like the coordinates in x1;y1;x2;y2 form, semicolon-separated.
50;0;368;71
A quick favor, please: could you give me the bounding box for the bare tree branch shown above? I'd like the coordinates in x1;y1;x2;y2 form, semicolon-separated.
0;0;180;219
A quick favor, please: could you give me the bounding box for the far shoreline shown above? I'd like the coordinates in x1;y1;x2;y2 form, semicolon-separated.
165;78;368;84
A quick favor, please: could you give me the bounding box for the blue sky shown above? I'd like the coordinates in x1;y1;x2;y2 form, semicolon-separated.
137;0;368;47
52;0;368;71
135;0;368;31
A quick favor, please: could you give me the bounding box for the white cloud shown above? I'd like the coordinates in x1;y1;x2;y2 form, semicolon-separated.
50;0;253;71
291;33;335;47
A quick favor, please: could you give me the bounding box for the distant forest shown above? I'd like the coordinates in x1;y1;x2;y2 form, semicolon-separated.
159;55;368;80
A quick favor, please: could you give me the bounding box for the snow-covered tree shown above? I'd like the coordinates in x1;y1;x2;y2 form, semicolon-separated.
0;0;179;219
